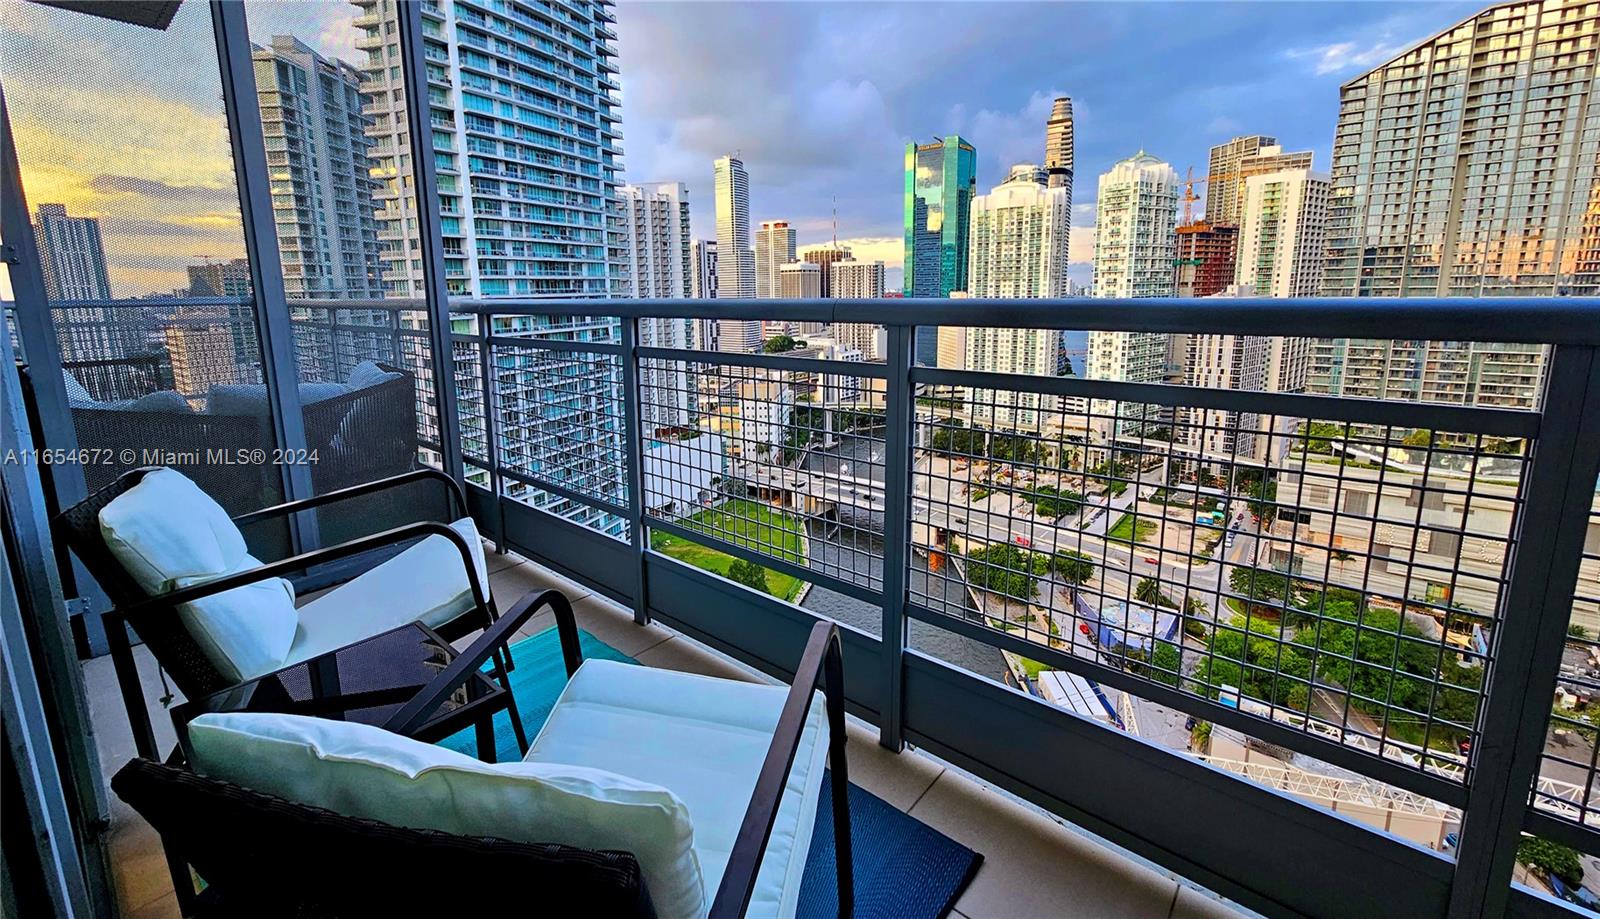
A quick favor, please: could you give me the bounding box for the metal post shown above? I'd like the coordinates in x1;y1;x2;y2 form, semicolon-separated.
210;1;317;549
620;317;651;623
0;86;111;654
1447;344;1600;917
398;0;465;483
878;323;916;751
473;317;506;547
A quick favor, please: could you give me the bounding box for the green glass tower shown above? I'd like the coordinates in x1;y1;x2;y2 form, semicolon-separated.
903;135;977;299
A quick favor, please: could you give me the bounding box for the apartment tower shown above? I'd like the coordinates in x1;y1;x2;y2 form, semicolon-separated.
963;164;1072;428
755;220;798;298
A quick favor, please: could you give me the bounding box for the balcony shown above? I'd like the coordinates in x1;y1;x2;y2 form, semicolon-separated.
9;288;1599;919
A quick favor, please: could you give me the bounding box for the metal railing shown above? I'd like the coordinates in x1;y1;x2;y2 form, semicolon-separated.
448;295;1600;919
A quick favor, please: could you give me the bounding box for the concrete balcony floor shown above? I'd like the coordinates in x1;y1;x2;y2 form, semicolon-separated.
84;547;1252;919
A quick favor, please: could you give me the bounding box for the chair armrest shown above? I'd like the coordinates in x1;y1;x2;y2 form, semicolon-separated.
113;520;485;631
230;468;467;527
710;621;852;919
382;589;581;737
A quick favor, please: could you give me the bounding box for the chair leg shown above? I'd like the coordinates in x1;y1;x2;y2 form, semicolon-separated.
474;713;497;764
487;596;515;674
824;638;853;919
106;614;159;761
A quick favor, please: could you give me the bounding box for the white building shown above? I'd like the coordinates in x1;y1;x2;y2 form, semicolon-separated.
754;220;796;299
618;182;691;299
32;203;115;362
777;261;821;299
713;156;759;352
1237;169;1329;298
1089;151;1180;434
691;239;718;299
713;156;755;299
252;36;383;300
831;260;886;298
961;164;1072;429
618;183;694;432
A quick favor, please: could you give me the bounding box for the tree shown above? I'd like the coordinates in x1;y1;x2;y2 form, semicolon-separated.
761;335;796;353
1025;485;1083;518
1245;478;1278;523
1401;428;1434;448
1135;577;1162;606
1570;623;1590;640
726;558;770;595
1517;836;1583;887
964;543;1043;601
1050;550;1095;586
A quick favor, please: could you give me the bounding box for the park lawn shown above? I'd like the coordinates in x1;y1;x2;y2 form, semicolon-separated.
1018;657;1049;680
649;500;806;601
1106;512;1158;545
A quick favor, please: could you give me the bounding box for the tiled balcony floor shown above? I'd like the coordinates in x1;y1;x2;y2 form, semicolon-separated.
83;547;1251;919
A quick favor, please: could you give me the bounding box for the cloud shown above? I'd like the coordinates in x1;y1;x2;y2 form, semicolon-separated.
947;90;1064;191
89;175;236;203
1286;38;1408;76
1069;226;1096;266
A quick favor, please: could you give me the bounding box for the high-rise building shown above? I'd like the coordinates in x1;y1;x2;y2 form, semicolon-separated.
186;259;252;299
164;309;240;396
755;220;797;298
830;260;886;299
33;203;116;362
713;155;755;299
186;257;261;375
904;135;977;360
1174;222;1238;298
33;203;111;301
801;244;852;298
963;165;1072;428
618;183;693;430
252;36;383;299
691;240;718;299
355;0;626;536
1205;136;1314;229
353;0;622;300
618;183;691;299
1044;96;1074;194
1237;169;1329;298
1091;151;1179;299
777;261;821;299
1089;152;1180;433
714;156;759;352
1313;0;1600;412
966;164;1070;298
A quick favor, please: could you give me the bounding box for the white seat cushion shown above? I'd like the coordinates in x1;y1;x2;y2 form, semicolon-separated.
99;468;297;682
286;517;489;666
187;712;703;916
526;659;829;919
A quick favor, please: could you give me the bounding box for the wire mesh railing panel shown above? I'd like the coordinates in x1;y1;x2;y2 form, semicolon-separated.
638;349;886;603
910;376;1525;784
490;340;628;539
1532;496;1600;830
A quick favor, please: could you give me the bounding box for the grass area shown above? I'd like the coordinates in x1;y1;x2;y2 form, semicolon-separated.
649;499;806;601
1018;657;1050;680
1105;512;1157;545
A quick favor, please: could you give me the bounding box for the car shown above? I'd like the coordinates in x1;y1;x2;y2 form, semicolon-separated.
1014;536;1033;548
1143;556;1158;565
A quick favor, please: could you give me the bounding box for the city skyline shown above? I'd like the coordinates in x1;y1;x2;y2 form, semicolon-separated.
3;0;1487;297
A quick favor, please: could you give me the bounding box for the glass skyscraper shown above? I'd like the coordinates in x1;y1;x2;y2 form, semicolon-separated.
903;135;976;360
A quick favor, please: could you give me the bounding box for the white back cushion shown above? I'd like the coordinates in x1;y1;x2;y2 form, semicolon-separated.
99;469;296;681
189;712;705;918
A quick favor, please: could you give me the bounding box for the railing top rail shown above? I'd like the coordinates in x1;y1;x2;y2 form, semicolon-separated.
446;296;1600;345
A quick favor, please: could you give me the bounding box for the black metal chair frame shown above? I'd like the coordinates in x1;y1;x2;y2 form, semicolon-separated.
54;465;524;762
120;589;855;919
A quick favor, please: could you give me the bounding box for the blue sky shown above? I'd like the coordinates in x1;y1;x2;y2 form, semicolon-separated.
615;1;1484;288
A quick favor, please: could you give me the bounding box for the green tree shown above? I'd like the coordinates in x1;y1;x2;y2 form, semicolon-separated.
1245;478;1278;523
1135;577;1162;606
1570;623;1590;640
1517;836;1584;887
1050;550;1095;586
761;335;796;353
964;543;1044;601
1401;428;1434;448
1025;485;1083;518
726;558;770;595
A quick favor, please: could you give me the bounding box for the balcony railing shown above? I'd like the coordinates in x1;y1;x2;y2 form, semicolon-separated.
440;295;1600;919
16;291;1600;918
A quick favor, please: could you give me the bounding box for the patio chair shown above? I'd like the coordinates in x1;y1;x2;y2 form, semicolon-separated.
117;596;853;919
55;464;523;760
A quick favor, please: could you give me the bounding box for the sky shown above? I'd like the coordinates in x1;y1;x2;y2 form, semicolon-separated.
2;0;1485;296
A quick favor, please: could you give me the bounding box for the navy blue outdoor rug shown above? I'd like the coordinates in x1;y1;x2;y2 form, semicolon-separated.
439;626;981;919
